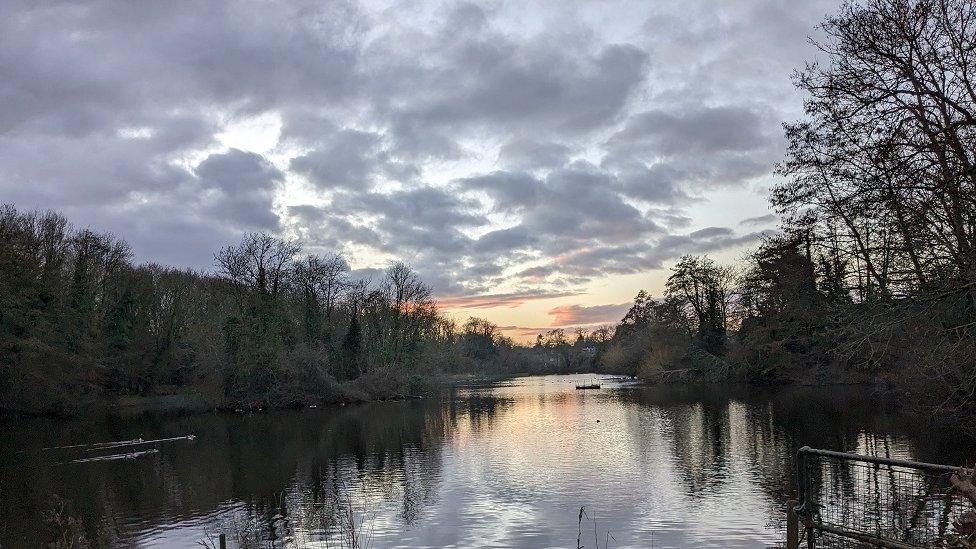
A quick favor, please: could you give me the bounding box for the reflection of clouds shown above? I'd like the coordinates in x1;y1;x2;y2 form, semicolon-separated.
402;375;786;548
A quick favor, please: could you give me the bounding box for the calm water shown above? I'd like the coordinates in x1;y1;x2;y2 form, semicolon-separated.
1;374;971;548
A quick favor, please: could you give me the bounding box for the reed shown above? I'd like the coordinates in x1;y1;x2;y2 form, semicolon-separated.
576;506;615;549
198;480;376;549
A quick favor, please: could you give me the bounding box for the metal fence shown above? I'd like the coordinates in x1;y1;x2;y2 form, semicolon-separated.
788;446;973;548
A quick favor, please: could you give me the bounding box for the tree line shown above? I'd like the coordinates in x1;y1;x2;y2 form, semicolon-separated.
601;0;976;423
0;207;597;414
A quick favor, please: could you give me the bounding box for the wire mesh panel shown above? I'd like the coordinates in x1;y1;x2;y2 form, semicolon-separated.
796;448;972;548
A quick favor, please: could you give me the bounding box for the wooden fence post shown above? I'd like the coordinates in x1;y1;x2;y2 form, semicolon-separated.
786;499;799;549
219;533;227;549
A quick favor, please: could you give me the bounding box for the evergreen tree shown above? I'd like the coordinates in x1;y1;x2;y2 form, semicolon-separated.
340;310;361;381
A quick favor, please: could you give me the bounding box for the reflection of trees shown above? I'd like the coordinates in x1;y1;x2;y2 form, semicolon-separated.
443;388;515;434
0;399;461;547
641;387;732;496
619;384;974;537
740;386;972;508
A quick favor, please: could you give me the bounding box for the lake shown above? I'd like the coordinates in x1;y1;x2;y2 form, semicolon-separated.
1;374;971;548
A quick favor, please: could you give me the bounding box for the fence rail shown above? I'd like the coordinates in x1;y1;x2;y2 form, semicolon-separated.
787;446;974;549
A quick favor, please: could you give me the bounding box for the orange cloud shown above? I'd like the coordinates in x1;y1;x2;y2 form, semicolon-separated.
546;302;631;326
438;290;579;309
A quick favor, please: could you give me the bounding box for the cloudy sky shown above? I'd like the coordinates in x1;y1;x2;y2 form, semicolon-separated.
1;0;839;341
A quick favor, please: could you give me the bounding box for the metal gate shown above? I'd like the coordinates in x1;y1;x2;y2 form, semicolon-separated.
787;446;974;548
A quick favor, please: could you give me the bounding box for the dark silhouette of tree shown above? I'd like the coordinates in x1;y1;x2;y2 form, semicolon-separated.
665;256;736;355
775;0;976;299
461;317;499;360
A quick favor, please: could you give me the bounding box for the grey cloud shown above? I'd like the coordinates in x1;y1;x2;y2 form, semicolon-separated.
364;12;650;160
347;266;386;288
600;104;781;203
383;155;735;293
639;0;839;106
335;187;485;233
1;1;361;138
1;134;185;207
193;149;282;231
290;130;380;189
384;120;467;162
602;156;695;205
445;2;490;33
50;149;285;269
458;171;542;212
524;161;662;249
644;229;768;268
609;106;771;155
398;42;647;133
196;148;281;193
290;157;672;295
287;202;489;297
652;209;694;230
290;129;417;190
472;226;537;254
740;213;777;226
289;186;484;258
289;187;491;294
513;226;766;282
497;138;572;171
287;204;383;252
0;0;363;268
689;227;733;239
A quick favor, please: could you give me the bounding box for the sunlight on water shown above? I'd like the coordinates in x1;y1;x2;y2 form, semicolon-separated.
0;375;966;548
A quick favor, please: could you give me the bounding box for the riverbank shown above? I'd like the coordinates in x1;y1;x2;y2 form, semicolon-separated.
0;367;446;418
630;363;975;439
0;368;546;418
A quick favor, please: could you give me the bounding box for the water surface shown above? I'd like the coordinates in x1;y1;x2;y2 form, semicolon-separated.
1;374;970;548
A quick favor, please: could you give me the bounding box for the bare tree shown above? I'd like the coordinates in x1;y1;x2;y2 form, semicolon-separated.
215;233;300;298
776;0;976;298
382;262;436;365
292;253;349;319
589;325;615;346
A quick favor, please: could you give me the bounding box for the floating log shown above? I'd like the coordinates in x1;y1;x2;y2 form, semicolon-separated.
85;435;196;452
68;449;160;464
38;438;145;451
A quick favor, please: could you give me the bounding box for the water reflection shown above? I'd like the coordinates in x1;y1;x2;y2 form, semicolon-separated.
0;376;971;548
